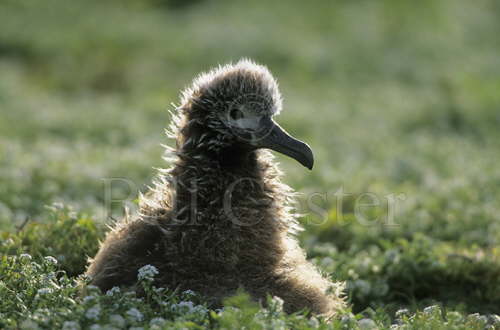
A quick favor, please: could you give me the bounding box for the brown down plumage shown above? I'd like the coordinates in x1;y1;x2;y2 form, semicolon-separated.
85;59;346;318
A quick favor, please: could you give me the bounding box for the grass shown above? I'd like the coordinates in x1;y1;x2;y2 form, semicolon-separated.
0;0;500;328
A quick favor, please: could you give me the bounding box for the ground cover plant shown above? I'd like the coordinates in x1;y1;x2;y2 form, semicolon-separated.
1;0;499;328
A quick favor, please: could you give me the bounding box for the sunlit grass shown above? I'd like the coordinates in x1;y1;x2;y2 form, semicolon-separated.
1;0;499;328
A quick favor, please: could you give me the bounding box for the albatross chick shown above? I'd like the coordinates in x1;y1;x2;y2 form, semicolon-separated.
86;59;345;318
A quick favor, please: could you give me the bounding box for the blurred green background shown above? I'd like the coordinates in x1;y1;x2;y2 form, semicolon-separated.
1;0;499;318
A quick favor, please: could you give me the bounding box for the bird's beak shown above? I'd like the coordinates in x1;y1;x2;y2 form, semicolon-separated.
255;117;314;170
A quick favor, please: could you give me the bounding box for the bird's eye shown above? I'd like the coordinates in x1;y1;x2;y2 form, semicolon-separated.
230;108;245;120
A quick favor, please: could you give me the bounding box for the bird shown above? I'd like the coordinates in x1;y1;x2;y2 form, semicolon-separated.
85;59;345;318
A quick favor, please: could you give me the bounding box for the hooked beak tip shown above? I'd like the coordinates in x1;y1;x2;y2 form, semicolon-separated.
302;145;314;170
256;118;315;171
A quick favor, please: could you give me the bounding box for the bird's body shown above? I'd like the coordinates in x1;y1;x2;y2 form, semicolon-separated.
86;60;345;317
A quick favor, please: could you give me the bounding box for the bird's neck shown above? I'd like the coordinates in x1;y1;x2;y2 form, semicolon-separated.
139;137;297;270
141;119;296;231
155;137;293;230
170;147;262;222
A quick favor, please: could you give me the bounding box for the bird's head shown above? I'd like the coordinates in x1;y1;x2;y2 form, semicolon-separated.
176;59;314;170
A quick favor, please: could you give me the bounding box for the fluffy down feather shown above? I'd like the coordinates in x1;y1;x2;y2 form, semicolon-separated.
86;59;345;318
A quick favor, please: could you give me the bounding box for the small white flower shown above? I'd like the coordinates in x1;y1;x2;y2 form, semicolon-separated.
126;308;144;322
172;301;195;312
108;314;125;327
358;318;377;329
321;257;334;267
19;253;32;261
19;319;39;330
51;202;65;210
488;314;500;325
154;287;166;294
150;317;166;327
85;305;101;321
86;285;99;291
183;289;195;296
423;305;440;315
270;296;284;312
446;311;463;323
395;308;409;319
32;308;50;325
340;313;356;325
44;256;58;265
354;279;371;296
308;316;320;327
467;313;488;323
37;288;53;295
137;264;159;281
347;269;359;280
178;301;194;308
106;286;121;296
193;305;208;314
62;321;80;330
43;272;57;282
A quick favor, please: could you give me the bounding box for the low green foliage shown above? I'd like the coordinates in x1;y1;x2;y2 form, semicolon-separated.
0;204;103;276
1;208;499;329
1;0;500;328
308;234;500;314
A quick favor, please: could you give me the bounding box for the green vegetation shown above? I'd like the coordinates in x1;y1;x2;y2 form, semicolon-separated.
1;0;499;328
